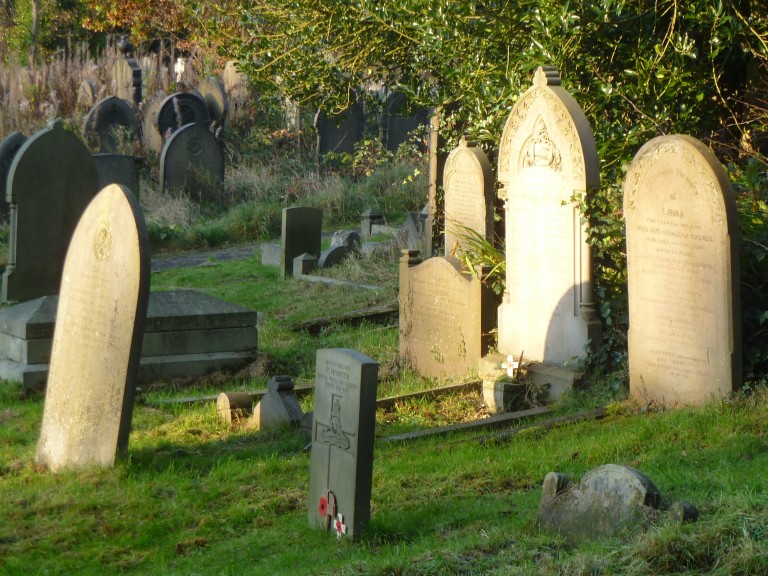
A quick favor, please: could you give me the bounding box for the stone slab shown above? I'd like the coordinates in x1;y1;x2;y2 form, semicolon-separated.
261;242;281;267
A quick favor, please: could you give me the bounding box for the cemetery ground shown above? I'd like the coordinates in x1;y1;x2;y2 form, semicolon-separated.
0;249;767;575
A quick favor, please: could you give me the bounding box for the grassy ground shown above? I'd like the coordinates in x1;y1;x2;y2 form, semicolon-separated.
1;244;767;575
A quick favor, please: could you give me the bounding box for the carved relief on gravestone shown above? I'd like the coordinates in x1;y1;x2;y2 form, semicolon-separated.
83;96;140;153
3;121;100;303
308;348;378;539
280;207;322;278
36;184;150;472
0;131;27;220
624;135;741;405
496;66;601;367
160;123;225;202
443;137;494;260
399;252;496;381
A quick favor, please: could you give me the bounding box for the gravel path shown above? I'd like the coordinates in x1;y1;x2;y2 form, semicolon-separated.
151;242;262;272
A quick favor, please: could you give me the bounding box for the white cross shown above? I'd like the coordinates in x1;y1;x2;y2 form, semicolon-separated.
501;355;519;378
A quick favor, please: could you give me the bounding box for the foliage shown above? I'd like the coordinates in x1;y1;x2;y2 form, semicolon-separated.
448;223;506;296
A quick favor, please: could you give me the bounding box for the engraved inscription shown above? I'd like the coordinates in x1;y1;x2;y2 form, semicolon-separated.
93;223;112;261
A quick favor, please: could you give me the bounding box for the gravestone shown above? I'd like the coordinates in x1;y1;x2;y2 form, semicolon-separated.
360;209;385;241
83;96;140;153
496;66;601;368
284;98;302;131
247;375;303;430
308;348;378;539
77;79;97;110
624;135;741;404
537;465;661;544
92;154;142;198
400;251;496;381
380;91;429;152
36;183;150;472
141;92;165;154
281;207;322;278
318;245;355;269
3;121;100;303
113;38;142;106
293;253;317;276
0;131;27;219
198;76;229;134
222;60;248;118
443;137;495;259
160;123;225;202
315;97;364;156
156;92;211;142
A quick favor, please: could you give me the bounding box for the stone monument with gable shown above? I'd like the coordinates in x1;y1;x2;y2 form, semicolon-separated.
36;183;150;472
496;66;601;372
308;348;378;539
624;135;741;404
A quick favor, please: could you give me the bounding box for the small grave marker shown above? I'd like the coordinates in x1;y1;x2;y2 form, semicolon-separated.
36;184;150;472
308;348;378;539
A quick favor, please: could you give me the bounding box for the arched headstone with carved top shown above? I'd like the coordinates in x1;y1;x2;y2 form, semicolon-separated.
496;66;601;367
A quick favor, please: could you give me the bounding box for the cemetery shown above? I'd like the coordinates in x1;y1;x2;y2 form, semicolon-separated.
0;2;767;575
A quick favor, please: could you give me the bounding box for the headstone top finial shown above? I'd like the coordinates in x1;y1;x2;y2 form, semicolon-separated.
533;66;562;87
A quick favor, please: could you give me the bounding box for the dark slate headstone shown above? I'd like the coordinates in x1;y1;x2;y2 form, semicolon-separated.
156;92;211;142
0;131;27;219
93;154;142;198
318;245;355;269
83;96;140;153
36;183;150;472
380;91;429;153
160;123;224;202
308;348;378;539
315;98;364;156
2;121;100;303
197;76;228;133
281;207;322;278
537;464;661;544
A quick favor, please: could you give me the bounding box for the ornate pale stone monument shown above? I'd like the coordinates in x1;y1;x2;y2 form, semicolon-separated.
496;66;601;368
624;135;741;404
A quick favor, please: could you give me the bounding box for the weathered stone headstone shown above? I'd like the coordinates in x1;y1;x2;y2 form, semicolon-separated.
222;60;248;119
3;121;100;303
496;66;601;368
141;92;165;154
360;208;385;241
624;135;741;404
315;98;364;156
0;131;27;219
308;348;378;539
281;207;322;278
198;76;229;134
284;98;302;131
36;183;150;472
443;137;494;259
160;123;225;202
113;38;142;106
537;465;661;544
156;92;211;142
380;90;429;153
77;79;97;110
247;375;303;430
400;251;496;381
83;96;140;153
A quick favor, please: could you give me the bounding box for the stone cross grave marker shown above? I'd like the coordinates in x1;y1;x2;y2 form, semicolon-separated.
281;207;322;278
309;348;378;539
0;131;27;220
83;96;140;153
443;137;494;260
624;134;741;404
496;66;601;367
36;183;150;472
160;123;225;202
3;121;100;303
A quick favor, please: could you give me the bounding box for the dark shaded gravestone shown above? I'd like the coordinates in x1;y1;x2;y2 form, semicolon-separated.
537;465;661;544
247;375;303;430
92;154;142;198
198;76;229;134
315;98;364;156
157;92;212;142
142;92;166;154
83;96;140;153
379;90;429;153
160;123;225;202
496;66;601;370
624;135;741;405
399;251;496;381
281;207;322;278
443;137;495;260
2;121;100;303
0;131;27;220
308;348;378;539
36;183;150;472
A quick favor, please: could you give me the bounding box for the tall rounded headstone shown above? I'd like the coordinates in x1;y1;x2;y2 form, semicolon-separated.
141;92;165;154
36;183;150;472
83;95;140;153
198;76;229;133
496;66;601;366
0;131;27;220
160;123;224;202
624;135;741;404
2;121;100;303
156;92;211;142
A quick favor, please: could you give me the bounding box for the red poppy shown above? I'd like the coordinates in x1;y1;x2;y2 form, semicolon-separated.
318;496;328;518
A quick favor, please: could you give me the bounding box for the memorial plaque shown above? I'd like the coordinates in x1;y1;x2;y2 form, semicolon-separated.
0;131;27;219
281;207;322;278
156;92;211;142
443;138;494;259
83;96;140;153
624;134;741;404
308;348;378;539
2;121;100;303
36;183;150;472
399;252;496;381
160;123;224;202
496;66;601;366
